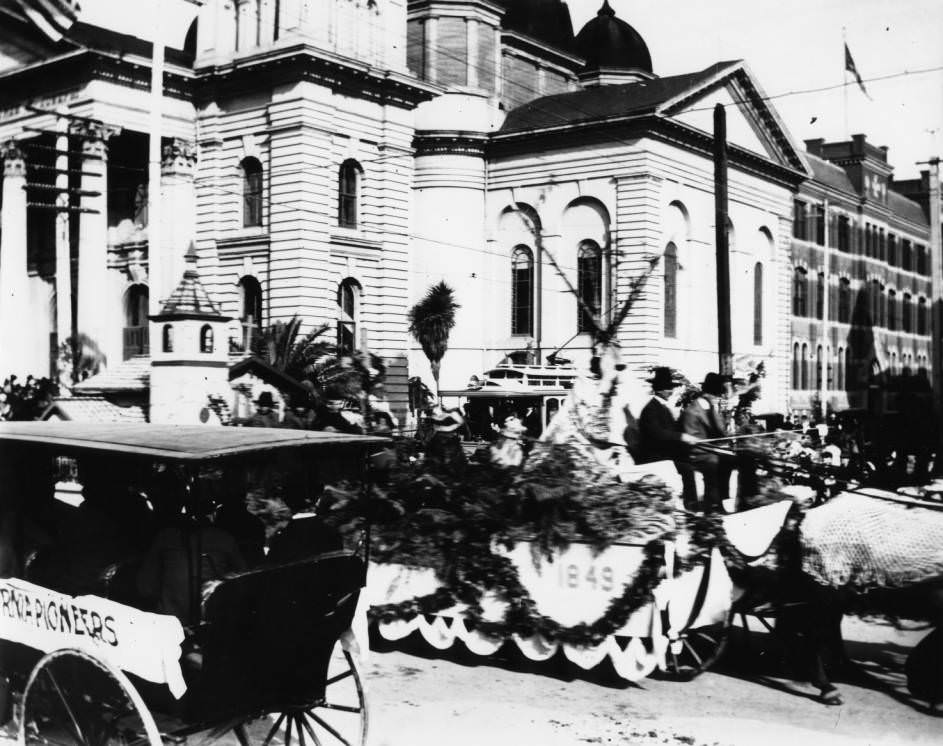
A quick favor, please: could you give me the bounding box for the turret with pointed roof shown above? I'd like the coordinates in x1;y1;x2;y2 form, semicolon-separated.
149;246;232;425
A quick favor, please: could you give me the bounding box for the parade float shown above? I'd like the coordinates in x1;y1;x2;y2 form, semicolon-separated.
331;348;795;683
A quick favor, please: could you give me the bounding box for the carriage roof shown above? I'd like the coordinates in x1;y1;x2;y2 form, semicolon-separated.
0;422;386;462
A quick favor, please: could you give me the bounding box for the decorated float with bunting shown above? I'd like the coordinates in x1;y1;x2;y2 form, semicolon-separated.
334;348;795;683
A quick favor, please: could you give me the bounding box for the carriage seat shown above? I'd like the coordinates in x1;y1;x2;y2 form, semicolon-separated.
182;551;364;719
721;500;792;561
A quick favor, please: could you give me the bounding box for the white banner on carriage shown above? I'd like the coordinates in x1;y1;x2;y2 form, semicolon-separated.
0;578;187;698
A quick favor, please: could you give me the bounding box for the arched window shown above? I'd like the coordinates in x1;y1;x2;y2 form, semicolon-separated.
123;284;150;359
577;240;603;333
891;351;898;377
827;348;834;390
162;324;174;353
815;345;823;391
792;342;800;390
800;343;809;390
792;267;808;317
511;245;534;336
753;262;763;345
902;292;913;333
338;159;362;229
200;324;214;354
887;289;898;330
664;242;678;338
837;347;845;389
917;297;928;335
838;278;851;323
242;158;263;228
125;284;149;327
337;278;361;352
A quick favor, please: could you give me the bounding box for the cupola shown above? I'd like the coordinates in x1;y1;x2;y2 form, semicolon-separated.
575;0;654;86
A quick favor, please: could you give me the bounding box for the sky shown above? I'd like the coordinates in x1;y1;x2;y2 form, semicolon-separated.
568;0;943;181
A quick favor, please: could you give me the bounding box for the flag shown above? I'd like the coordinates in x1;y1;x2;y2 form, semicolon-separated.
844;42;871;100
12;0;80;43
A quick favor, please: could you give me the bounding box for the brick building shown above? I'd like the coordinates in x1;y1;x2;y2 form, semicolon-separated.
788;135;933;415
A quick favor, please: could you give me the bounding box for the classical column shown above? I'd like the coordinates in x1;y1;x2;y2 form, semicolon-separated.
54;114;72;383
72;121;120;364
0;142;30;376
160;138;198;300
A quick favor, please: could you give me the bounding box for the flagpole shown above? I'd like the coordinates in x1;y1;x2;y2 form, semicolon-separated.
842;28;849;139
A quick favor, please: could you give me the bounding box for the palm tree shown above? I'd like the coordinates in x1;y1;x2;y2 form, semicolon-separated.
254;316;385;400
408;281;460;396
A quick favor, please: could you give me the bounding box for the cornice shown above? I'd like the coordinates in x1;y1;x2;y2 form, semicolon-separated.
194;44;440;111
414;130;489;157
489;114;807;190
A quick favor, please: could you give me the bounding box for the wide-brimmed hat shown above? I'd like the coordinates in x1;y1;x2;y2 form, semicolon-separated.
255;391;276;408
647;367;679;390
700;372;727;396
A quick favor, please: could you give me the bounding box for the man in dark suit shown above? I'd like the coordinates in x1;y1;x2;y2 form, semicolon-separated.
638;367;700;508
681;372;733;513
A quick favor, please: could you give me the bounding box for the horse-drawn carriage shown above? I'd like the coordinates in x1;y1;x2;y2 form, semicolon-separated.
0;422;385;745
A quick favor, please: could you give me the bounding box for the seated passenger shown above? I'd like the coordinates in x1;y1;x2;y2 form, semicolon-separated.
52;459;144;596
137;492;246;625
213;469;265;566
267;487;342;565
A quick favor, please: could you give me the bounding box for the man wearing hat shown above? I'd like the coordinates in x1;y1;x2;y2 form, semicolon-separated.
639;367;700;508
681;372;733;512
245;391;280;428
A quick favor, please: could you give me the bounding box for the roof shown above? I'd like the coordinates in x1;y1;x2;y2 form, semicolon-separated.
229;356;308;396
887;188;929;227
497;0;576;54
805;153;856;195
155;250;226;320
498;61;736;134
41;396;147;423
72;355;150;393
0;422;386;461
440;385;570;399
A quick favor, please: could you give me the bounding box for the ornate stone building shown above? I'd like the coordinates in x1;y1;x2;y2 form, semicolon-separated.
0;0;935;422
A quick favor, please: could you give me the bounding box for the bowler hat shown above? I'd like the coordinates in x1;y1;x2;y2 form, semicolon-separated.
647;367;679;390
700;372;726;396
255;391;276;409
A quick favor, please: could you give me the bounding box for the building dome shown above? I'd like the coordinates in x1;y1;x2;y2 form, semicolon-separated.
497;0;576;53
575;0;652;75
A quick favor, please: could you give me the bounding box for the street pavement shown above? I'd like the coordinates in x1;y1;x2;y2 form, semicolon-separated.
365;616;942;746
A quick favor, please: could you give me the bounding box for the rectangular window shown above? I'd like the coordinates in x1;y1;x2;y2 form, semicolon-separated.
887;234;897;266
793;200;807;239
837;215;850;252
814;204;826;245
816;272;825;320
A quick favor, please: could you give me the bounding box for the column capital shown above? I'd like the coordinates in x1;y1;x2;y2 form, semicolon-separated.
1;141;26;178
69;121;122;158
161;138;198;176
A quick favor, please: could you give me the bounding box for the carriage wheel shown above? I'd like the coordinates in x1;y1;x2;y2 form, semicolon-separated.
235;642;368;746
661;614;731;682
20;649;162;746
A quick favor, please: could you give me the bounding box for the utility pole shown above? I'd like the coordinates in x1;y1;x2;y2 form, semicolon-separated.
148;0;164;316
924;157;942;467
820;198;830;420
714;104;732;378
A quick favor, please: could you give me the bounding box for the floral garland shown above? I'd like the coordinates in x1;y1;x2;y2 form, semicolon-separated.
366;506;748;648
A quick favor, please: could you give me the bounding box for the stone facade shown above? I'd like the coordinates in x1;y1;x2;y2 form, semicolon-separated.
0;0;936;425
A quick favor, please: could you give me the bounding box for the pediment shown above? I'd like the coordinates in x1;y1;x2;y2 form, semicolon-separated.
658;62;810;175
